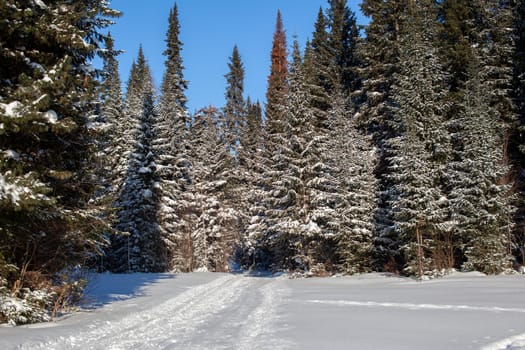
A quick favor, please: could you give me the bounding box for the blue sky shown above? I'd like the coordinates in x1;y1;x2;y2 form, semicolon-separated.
106;0;367;113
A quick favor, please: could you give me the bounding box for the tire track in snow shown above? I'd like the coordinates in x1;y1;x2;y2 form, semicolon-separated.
19;274;251;350
237;278;291;350
173;276;292;350
307;300;525;313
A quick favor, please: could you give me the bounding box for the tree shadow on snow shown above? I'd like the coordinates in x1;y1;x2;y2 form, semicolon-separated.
80;273;176;310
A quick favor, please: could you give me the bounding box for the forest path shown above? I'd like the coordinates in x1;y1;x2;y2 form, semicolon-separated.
18;274;290;350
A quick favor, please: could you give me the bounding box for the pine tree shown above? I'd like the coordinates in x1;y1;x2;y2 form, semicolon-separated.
237;98;265;268
0;0;118;288
98;32;124;204
110;48;165;272
446;57;513;274
387;0;453;277
331;92;377;274
153;3;192;271
516;0;525;264
265;10;289;136
304;8;332;129
326;0;360;94
189;107;239;271
263;44;315;271
223;45;246;157
357;0;408;271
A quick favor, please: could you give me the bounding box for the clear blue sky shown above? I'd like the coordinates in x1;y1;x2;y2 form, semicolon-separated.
106;0;367;113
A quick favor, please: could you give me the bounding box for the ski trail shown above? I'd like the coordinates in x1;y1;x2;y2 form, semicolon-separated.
237;277;291;350
19;274;250;350
307;300;525;313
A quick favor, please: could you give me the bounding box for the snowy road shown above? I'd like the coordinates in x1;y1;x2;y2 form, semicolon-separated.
1;272;525;350
7;274;290;350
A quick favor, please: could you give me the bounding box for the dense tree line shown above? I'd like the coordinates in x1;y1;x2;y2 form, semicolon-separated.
2;0;525;324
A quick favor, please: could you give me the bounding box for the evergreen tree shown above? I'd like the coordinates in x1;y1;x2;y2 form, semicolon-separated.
263;44;315;271
266;10;289;136
447;57;513;274
326;0;360;94
357;0;408;271
516;0;525;264
189;107;240;272
223;45;246;157
387;0;452;277
153;3;192;271
237;98;265;268
304;8;332;129
110;48;165;272
331;92;377;274
0;0;118;288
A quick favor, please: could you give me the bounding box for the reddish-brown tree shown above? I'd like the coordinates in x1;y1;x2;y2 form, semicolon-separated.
265;10;289;135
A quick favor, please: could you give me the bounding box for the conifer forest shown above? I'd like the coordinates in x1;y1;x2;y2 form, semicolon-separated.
1;0;525;323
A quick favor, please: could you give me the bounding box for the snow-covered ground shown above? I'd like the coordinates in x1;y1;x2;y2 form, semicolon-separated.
0;272;524;349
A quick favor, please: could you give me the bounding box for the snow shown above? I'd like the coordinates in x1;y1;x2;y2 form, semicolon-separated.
42;110;58;124
32;0;47;9
1;272;524;349
1;101;24;118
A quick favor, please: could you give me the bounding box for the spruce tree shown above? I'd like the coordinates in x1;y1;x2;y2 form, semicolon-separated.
189;107;240;271
223;45;246;157
304;8;332;129
110;48;165;272
331;92;377;274
516;0;525;264
357;0;407;271
326;0;360;94
446;57;513;274
266;10;289;137
0;0;118;288
237;98;265;268
387;0;452;277
99;33;124;199
153;3;193;271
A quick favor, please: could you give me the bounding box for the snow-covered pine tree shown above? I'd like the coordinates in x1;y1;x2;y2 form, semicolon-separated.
357;0;407;271
263;40;339;272
189;107;239;272
263;43;314;271
303;8;332;129
99;32;124;198
0;0;118;296
387;0;452;277
516;0;525;265
326;0;360;95
237;98;266;269
223;45;246;158
110;48;166;272
153;4;193;271
446;57;514;274
330;92;377;274
265;10;289;136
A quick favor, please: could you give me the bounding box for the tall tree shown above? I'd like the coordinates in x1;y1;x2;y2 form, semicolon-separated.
326;0;360;94
223;45;246;157
516;0;525;264
357;0;407;271
447;57;514;274
98;33;124;203
110;48;165;272
265;10;289;136
0;0;118;292
189;107;239;272
153;3;192;271
387;0;452;277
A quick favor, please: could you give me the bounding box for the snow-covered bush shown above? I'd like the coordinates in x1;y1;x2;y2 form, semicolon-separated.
0;268;87;326
0;289;54;326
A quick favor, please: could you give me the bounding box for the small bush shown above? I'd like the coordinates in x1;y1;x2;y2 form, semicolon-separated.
0;268;87;326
